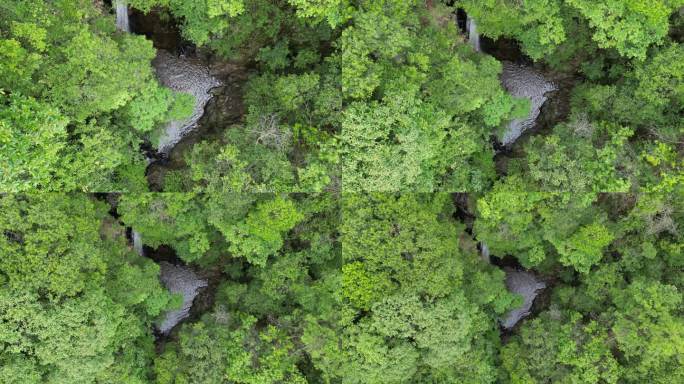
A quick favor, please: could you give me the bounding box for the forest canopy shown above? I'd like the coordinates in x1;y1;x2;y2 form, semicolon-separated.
0;1;682;384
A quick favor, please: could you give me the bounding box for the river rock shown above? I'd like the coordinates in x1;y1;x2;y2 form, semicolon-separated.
153;50;220;154
501;267;546;329
157;262;208;334
500;62;556;146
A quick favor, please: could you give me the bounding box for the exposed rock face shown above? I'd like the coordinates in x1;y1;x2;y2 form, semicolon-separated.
153;50;221;154
501;268;546;329
157;262;208;334
500;62;556;146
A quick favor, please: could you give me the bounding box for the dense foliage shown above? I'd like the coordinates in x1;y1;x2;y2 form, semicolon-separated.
0;194;173;383
1;0;682;383
0;0;193;191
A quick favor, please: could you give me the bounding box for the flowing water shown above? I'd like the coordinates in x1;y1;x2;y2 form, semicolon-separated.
478;245;546;329
129;230;207;334
153;51;221;154
113;4;219;159
467;17;481;52
464;17;555;146
501;268;546;329
132;230;144;256
480;242;490;263
114;0;129;32
157;262;208;334
500;62;557;146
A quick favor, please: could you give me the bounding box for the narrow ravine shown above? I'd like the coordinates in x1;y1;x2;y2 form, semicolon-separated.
152;51;221;154
115;1;220;163
465;14;558;148
499;62;557;146
130;230;208;335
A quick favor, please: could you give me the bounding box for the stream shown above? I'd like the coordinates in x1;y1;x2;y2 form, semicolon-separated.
152;51;221;154
467;15;550;328
115;1;220;158
157;262;208;335
466;14;557;148
479;242;547;329
501;267;546;329
500;62;557;146
131;230;207;335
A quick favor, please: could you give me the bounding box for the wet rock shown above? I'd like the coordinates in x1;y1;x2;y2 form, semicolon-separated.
153;50;221;154
501;267;546;329
500;62;557;146
157;262;208;334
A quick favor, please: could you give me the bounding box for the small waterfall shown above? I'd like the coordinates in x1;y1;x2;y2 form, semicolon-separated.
467;17;481;52
480;242;490;263
501;268;546;329
115;0;130;33
158;262;208;334
500;62;556;146
153;51;221;154
132;230;144;256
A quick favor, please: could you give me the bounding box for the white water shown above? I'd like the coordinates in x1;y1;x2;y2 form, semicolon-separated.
467;17;480;52
480;242;490;263
153;51;221;154
132;230;144;256
115;0;129;32
501;268;546;329
158;262;208;334
129;230;207;334
478;246;545;328
464;17;555;146
500;62;556;146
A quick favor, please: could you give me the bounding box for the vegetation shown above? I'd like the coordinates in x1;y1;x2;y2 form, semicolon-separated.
0;0;193;191
1;0;681;383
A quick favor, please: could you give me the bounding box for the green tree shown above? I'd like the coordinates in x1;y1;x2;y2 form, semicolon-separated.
474;178;618;273
461;0;682;63
151;193;340;383
118;193;219;263
164;60;341;193
0;0;189;191
154;314;307;384
223;196;305;266
119;193;305;267
0;194;172;383
501;310;620;384
340;1;525;191
308;193;519;383
566;0;680;60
